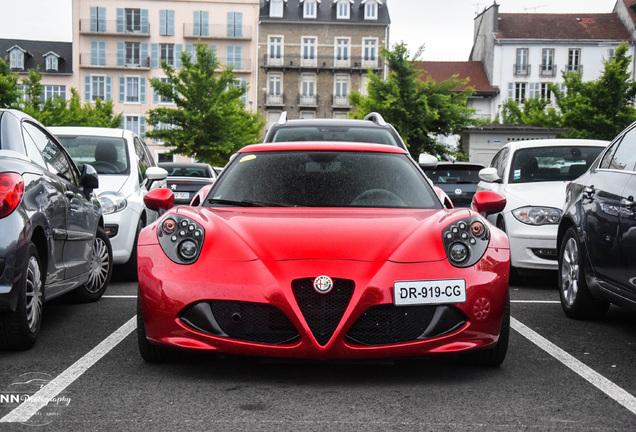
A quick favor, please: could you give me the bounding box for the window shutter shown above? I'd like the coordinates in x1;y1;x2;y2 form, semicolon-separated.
117;42;125;67
175;44;183;68
167;10;175;36
151;44;159;68
202;11;209;36
193;11;200;36
116;8;124;33
140;78;146;103
90;41;98;65
140;117;146;138
85;75;91;100
119;77;125;102
159;10;166;36
141;9;149;33
235;13;242;37
141;43;149;68
106;76;112;101
90;7;97;32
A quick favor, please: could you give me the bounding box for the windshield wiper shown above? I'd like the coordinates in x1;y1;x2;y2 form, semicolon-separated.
207;198;292;207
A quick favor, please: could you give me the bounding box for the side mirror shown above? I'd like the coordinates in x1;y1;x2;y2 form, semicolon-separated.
418;153;438;169
471;191;506;215
79;164;99;191
478;167;502;183
144;188;174;211
147;166;168;181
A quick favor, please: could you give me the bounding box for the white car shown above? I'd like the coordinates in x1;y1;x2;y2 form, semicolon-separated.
477;139;608;273
51;127;167;280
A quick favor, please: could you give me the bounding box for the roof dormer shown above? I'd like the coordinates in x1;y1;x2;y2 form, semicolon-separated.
361;0;382;20
300;0;320;19
333;0;354;20
43;51;61;71
7;45;27;70
269;0;287;18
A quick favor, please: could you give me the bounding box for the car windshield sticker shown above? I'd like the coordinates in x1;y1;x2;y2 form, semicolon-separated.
240;155;256;163
514;169;521;180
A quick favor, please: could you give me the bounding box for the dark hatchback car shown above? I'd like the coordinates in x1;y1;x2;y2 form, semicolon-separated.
159;162;218;205
263;112;408;151
557;122;636;319
0;109;112;350
424;162;484;208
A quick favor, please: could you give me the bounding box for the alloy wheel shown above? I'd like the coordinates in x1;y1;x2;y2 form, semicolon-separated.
25;255;43;332
560;237;579;307
85;236;111;294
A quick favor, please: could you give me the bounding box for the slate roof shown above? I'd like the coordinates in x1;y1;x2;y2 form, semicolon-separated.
414;61;498;95
259;0;390;24
620;0;636;24
0;39;73;75
496;13;632;41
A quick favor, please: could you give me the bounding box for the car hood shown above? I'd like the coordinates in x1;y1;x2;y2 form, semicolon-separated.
503;181;569;210
141;207;506;263
95;174;133;196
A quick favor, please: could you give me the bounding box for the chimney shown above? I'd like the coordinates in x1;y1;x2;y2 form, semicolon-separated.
492;2;500;33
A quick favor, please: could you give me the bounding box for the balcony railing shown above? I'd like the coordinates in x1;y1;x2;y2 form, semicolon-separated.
79;19;150;36
263;54;382;70
298;95;319;107
332;95;351;107
183;23;252;39
565;64;583;74
513;64;531;76
265;93;285;106
79;53;150;69
539;64;557;77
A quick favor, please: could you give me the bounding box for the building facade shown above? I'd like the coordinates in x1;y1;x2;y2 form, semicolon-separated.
71;0;260;162
257;0;390;126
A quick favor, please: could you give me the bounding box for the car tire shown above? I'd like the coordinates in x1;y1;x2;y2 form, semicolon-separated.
558;227;609;320
461;294;510;367
0;243;44;350
121;218;143;282
137;295;182;363
70;226;112;303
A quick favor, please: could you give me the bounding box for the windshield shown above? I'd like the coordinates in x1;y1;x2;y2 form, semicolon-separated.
160;164;214;178
509;146;604;183
56;135;129;175
269;126;399;147
206;151;440;209
425;165;482;184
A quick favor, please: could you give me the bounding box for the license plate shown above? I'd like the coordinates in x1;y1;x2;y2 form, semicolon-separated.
393;279;466;306
174;192;189;200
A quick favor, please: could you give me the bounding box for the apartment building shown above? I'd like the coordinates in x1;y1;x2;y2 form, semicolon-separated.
257;0;390;126
72;0;260;162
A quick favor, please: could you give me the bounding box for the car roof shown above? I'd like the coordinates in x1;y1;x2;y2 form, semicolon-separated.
240;142;408;154
430;161;485;168
160;162;211;168
507;138;610;150
269;118;390;129
48;126;129;138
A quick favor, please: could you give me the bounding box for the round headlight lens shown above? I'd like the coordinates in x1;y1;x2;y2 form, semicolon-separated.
178;240;198;260
162;218;177;234
512;207;562;225
449;242;469;263
98;192;127;215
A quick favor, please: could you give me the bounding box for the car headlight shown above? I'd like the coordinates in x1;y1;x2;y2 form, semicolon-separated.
442;217;490;268
98;192;127;215
157;215;205;264
512;206;561;225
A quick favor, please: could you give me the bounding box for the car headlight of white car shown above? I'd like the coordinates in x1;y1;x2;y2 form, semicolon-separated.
512;206;561;225
98;192;127;215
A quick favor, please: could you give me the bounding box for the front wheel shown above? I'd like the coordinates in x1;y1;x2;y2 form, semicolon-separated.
558;227;609;320
70;226;112;303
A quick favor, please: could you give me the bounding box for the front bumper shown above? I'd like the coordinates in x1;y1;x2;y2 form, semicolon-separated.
104;207;141;264
138;246;510;360
505;215;559;270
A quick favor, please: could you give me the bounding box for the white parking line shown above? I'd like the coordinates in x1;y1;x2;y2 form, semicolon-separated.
102;295;137;299
511;300;560;304
511;317;636;415
0;317;136;424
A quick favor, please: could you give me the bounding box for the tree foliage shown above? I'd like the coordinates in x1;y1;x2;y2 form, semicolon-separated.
0;57;20;108
145;44;264;166
501;97;561;128
349;43;476;159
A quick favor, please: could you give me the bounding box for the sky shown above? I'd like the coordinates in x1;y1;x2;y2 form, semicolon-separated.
0;0;621;61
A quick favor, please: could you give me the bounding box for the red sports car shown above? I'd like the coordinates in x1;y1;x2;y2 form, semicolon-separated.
137;142;510;366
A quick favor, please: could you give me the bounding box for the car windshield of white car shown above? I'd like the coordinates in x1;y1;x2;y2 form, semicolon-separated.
270;126;399;147
206;151;441;209
57;136;129;175
509;146;604;183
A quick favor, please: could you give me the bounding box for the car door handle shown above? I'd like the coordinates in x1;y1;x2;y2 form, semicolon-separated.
583;186;595;199
65;191;75;199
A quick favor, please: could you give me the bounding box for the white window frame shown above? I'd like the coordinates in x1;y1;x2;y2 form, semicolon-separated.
336;0;350;19
9;48;24;69
270;0;284;18
125;76;141;103
268;73;282;96
42;85;65;102
125;8;142;33
126;42;141;66
124;114;144;137
155;76;173;104
45;54;58;71
303;0;317;18
364;1;378;20
335;37;350;67
268;35;284;66
160;44;175;66
362;38;377;67
568;48;581;71
90;75;107;101
334;74;349;106
302;36;317;67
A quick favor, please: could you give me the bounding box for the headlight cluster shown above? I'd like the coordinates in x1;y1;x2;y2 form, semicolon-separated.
99;192;127;215
512;206;561;225
442;217;490;268
157;215;205;264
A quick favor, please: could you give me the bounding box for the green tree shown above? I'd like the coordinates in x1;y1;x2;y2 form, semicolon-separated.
145;43;264;166
0;57;20;108
349;43;476;159
33;88;122;128
501;97;561;128
551;43;636;140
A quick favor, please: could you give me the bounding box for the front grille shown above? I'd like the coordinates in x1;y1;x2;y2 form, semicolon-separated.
292;277;354;346
346;305;466;346
180;301;299;345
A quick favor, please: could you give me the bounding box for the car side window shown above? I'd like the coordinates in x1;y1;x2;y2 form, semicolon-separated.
490;147;509;179
133;137;151;184
601;127;636;172
22;122;77;184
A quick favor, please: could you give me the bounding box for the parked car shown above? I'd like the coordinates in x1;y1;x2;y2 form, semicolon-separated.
137;141;510;366
477;139;608;275
423;161;484;208
159;162;217;205
0;109;112;350
557;123;636;319
263;112;409;151
51;127;167;280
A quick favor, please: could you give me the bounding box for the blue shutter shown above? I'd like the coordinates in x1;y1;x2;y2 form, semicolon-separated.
90;7;97;32
227;12;234;37
117;42;124;67
141;43;149;68
185;44;194;63
140;117;146;138
116;8;124;33
193;11;200;36
167;10;175;36
98;7;106;32
90;41;98;65
202;11;209;36
119;77;125;102
153;81;159;103
141;9;149;33
235;13;242;37
140;78;146;103
99;41;106;66
159;10;166;36
175;44;183;68
151;44;159;68
85;75;91;100
106;76;112;101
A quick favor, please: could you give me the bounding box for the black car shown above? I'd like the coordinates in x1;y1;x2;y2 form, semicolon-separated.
263;112;408;151
557;121;636;319
159;162;218;205
423;161;484;208
0;109;112;350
